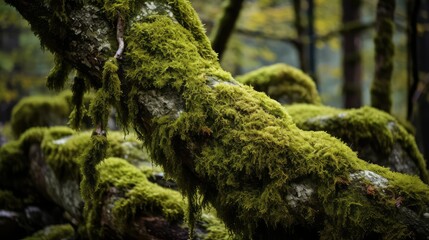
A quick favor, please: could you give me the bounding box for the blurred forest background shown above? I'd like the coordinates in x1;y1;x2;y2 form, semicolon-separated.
1;0;428;157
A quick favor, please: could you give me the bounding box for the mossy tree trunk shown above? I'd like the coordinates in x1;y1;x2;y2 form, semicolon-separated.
210;0;245;61
342;0;363;108
371;0;395;113
6;0;429;239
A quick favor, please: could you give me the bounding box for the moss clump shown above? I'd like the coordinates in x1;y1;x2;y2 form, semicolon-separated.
10;91;94;137
236;63;321;105
286;104;429;183
97;0;147;20
37;129;146;184
22;224;75;240
10;94;70;137
83;157;186;239
1;126;147;190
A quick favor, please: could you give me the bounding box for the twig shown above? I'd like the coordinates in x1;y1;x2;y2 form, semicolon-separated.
114;14;125;59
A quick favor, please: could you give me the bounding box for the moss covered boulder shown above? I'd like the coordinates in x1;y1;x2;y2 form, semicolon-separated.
0;127;232;239
236;63;321;105
286;104;429;183
10;91;93;137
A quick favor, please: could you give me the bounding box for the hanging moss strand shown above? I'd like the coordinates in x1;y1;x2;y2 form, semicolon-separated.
81;57;123;197
371;0;396;113
46;54;73;91
80;135;109;201
102;57;122;104
69;75;87;130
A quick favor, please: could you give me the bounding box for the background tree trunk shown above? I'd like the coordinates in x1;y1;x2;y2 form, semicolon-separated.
293;0;310;73
210;0;245;61
306;0;318;86
342;0;363;108
371;0;396;113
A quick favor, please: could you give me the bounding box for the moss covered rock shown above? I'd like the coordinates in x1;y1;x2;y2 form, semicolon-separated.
10;91;93;137
236;63;321;105
0;126;233;239
10;94;70;137
286;104;429;183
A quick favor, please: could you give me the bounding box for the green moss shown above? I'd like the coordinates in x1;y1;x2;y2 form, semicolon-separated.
166;0;218;61
102;57;122;104
285;104;429;183
22;224;75;240
236;63;321;105
36;129;145;182
125;15;228;91
119;12;233;234
83;157;185;238
10;94;71;137
0;127;74;202
98;0;141;20
10;91;93;137
74;1;227;218
2;125;148;191
80;135;109;200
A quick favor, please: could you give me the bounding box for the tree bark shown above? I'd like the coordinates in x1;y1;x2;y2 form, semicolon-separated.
5;0;429;239
342;0;363;108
